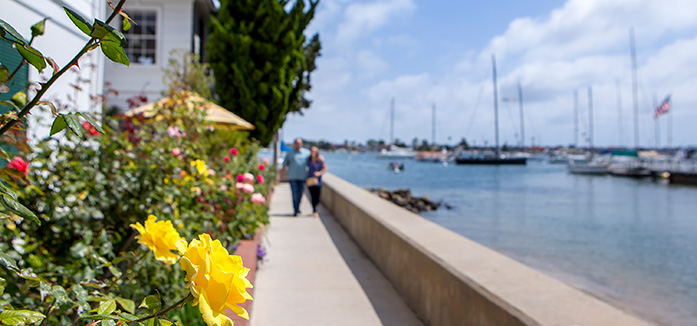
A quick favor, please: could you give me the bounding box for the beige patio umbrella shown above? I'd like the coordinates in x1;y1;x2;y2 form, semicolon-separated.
124;92;255;130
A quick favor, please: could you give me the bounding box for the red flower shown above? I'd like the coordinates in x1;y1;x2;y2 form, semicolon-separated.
257;175;264;184
82;121;99;136
236;174;244;183
258;164;265;171
229;148;238;156
7;157;29;174
223;156;230;162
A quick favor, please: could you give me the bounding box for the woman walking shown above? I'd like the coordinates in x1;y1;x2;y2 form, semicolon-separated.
306;146;327;217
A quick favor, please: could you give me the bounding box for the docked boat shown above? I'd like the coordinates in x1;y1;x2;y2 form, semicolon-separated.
568;160;609;175
456;152;527;165
455;55;527;166
607;150;651;178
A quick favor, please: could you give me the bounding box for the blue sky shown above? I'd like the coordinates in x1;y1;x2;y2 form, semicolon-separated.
283;0;697;148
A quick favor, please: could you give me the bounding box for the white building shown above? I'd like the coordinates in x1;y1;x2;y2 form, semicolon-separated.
2;0;106;142
104;0;216;111
2;0;217;143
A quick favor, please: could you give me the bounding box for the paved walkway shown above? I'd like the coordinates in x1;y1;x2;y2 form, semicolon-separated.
249;183;422;326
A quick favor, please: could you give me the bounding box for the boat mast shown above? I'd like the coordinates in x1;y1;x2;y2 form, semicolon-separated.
432;103;436;147
616;79;623;147
574;90;579;147
630;28;640;149
492;54;500;157
518;82;525;148
390;97;395;146
588;87;593;151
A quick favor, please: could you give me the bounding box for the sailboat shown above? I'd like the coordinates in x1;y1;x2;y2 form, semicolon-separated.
376;97;416;159
568;87;609;175
456;55;527;165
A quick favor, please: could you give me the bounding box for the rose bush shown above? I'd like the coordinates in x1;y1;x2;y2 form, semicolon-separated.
0;90;274;325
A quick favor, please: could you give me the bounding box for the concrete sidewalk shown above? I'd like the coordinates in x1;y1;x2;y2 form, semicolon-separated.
249;183;422;326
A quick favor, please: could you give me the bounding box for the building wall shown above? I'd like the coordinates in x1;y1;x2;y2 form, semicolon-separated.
3;0;105;143
104;0;195;112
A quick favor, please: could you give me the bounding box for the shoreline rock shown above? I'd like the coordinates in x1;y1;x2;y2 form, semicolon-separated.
367;187;447;213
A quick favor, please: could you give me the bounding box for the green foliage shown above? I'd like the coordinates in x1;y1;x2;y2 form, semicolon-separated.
163;50;214;100
208;0;321;146
0;91;273;324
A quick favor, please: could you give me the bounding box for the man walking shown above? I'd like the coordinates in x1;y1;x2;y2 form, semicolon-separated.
281;138;310;216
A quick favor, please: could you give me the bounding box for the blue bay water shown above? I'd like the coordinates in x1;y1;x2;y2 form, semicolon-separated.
322;152;697;326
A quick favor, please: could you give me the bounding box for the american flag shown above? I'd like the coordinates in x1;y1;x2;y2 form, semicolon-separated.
654;96;671;118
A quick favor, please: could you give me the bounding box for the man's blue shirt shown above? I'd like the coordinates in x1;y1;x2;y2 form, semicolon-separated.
283;148;310;180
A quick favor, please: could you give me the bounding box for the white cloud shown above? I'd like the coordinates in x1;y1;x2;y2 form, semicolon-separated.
335;0;416;46
285;0;697;148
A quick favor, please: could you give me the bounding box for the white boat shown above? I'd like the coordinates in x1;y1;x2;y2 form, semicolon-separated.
568;160;609;175
376;147;416;159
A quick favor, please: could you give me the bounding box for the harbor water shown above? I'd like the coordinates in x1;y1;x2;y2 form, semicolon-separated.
322;152;697;326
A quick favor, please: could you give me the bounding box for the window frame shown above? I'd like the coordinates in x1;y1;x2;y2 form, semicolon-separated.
120;7;161;66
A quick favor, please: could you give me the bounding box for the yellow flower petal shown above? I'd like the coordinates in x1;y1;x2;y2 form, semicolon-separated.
130;215;185;265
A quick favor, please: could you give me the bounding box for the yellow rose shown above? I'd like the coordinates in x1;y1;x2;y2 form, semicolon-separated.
130;215;187;264
191;160;209;177
180;234;253;326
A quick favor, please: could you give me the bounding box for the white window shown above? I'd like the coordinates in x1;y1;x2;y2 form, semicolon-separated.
121;10;157;65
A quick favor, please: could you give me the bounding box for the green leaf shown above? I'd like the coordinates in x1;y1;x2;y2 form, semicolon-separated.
90;20;110;39
139;294;161;312
51;285;70;306
77;113;104;134
0;65;8;83
0;194;40;225
100;36;129;66
0;181;19;200
69;242;88;258
123;17;132;31
49;115;67;136
0;252;20;273
30;19;47;38
79;314;127;321
98;300;117;315
0;19;27;44
102;320;115;326
0;310;45;325
11;92;26;108
115;297;135;314
39;281;51;301
0;277;5;295
63;7;92;36
15;44;46;72
63;113;83;137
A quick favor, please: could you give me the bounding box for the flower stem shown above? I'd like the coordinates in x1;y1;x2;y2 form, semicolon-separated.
0;0;128;136
132;293;194;323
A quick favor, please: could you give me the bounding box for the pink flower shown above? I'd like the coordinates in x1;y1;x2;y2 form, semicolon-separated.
7;157;28;174
235;182;245;190
258;164;265;171
167;126;180;137
251;193;265;204
243;184;254;194
263;158;270;165
223;156;230;162
207;169;215;176
229;148;238;156
236;174;245;183
257;175;264;184
243;173;254;183
172;148;181;156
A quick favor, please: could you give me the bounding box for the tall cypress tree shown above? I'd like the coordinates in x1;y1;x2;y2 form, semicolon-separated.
208;0;320;146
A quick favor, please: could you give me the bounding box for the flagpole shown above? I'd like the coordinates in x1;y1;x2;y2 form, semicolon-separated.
588;87;593;151
668;105;673;148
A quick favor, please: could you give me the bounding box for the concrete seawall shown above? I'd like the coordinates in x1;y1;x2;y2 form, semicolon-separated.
321;173;652;326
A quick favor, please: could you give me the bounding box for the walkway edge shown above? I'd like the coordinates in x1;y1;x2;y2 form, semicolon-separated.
321;173;653;326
